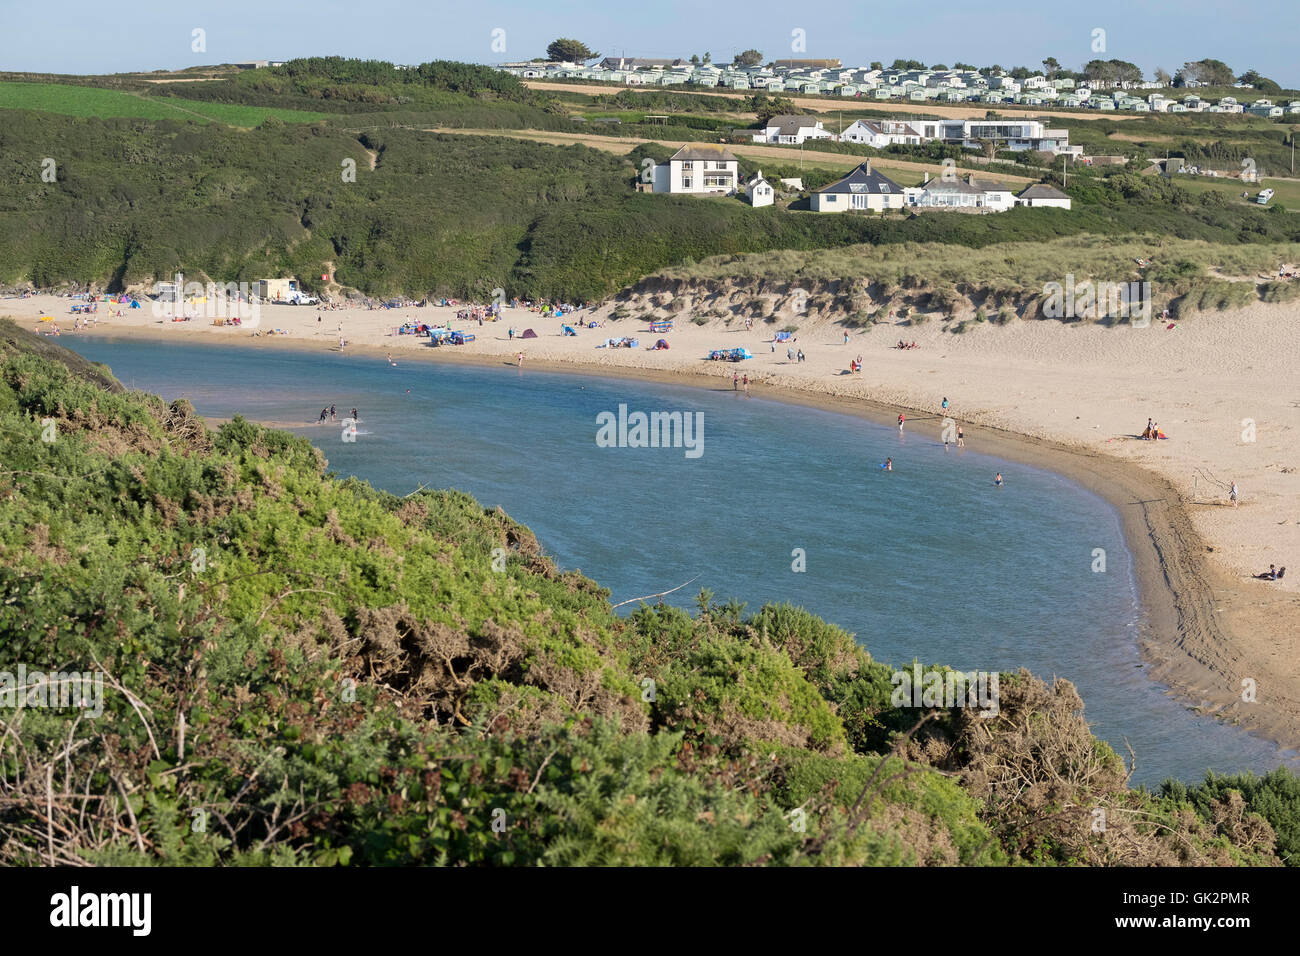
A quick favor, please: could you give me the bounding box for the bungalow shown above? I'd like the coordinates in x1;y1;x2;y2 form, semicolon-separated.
904;174;1013;211
744;170;775;207
751;114;834;145
651;144;740;195
811;161;904;212
1016;183;1072;210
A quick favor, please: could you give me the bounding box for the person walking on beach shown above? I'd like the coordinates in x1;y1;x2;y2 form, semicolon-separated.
941;397;949;412
508;327;514;341
957;426;964;448
797;349;805;363
517;351;524;368
843;331;850;345
1230;480;1239;507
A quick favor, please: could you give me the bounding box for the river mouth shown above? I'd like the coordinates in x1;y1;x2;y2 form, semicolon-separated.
64;335;1300;785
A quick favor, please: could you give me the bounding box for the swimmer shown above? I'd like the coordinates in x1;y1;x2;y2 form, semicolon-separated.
994;472;1003;486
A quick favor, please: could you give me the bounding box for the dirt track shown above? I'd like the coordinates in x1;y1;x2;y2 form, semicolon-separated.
426;127;1037;184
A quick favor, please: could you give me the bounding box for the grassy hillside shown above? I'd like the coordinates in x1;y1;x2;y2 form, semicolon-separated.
0;81;329;125
0;320;1296;866
1;58;1298;302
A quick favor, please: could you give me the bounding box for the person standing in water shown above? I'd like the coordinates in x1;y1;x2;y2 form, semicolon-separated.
733;371;739;390
742;374;749;394
329;404;337;422
898;413;905;432
957;426;964;448
995;472;1003;486
885;457;893;471
517;351;524;368
350;407;358;422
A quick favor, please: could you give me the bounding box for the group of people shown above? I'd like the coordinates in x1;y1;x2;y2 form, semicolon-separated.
1140;418;1168;440
316;405;359;424
1254;565;1287;581
731;372;750;393
849;354;865;373
786;347;806;363
896;340;919;350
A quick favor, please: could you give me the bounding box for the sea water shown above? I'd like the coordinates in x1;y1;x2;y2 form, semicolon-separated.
65;337;1299;785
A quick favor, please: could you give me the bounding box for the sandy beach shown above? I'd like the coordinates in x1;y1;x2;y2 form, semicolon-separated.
8;293;1299;754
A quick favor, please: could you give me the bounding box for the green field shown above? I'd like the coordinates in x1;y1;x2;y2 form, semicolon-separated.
1170;172;1300;210
0;81;328;125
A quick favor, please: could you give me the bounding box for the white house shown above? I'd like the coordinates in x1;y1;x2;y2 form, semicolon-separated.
904;174;1013;211
838;119;922;147
651;144;740;195
744;170;775;207
751;114;834;144
1016;183;1072;209
811;161;905;212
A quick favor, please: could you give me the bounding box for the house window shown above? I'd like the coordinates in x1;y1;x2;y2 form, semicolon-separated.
682;161;694;170
683;177;693;189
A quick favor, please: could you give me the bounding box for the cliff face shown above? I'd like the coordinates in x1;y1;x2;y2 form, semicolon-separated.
0;319;1285;867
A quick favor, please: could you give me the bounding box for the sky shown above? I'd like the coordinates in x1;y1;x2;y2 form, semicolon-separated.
2;0;1297;88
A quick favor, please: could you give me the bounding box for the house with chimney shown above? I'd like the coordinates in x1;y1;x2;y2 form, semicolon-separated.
650;144;740;195
810;161;904;212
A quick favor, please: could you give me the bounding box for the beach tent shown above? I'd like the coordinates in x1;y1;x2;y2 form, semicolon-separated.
129;299;141;309
774;331;793;342
562;325;577;336
520;328;538;339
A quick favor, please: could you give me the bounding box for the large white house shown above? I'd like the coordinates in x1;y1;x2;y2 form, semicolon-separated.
838;119;922;147
909;119;1082;156
751;114;835;145
651;144;740;195
811;161;904;212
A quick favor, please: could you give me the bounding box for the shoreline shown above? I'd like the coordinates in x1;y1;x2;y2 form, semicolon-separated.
9;299;1299;758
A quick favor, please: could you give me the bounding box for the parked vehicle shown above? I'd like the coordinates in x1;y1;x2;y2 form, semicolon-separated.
1256;188;1275;205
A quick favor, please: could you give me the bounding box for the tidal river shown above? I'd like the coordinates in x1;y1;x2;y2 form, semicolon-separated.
66;337;1298;785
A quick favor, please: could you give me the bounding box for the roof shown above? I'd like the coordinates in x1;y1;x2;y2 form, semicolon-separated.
766;114;821;130
669;144;739;163
969;177;1013;192
1018;184;1070;200
920;179;982;194
815;162;903;195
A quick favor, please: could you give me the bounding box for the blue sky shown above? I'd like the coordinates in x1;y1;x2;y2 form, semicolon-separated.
4;0;1297;87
